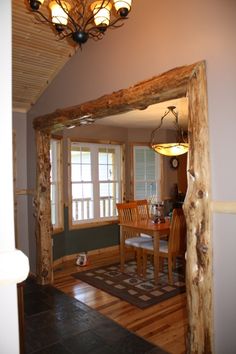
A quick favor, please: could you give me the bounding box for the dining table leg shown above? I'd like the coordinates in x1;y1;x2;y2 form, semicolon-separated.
153;231;160;284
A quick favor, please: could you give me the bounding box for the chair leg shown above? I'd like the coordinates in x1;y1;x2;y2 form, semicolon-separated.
168;255;173;284
136;248;142;276
172;256;176;270
142;251;148;278
120;244;125;272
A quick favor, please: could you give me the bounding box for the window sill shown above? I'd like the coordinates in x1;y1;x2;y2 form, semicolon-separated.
69;219;119;230
52;227;64;235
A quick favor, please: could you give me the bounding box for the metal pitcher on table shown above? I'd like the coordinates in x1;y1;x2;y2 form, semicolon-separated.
150;201;165;224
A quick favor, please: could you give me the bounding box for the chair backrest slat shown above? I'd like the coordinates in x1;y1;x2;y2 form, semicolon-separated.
135;199;150;221
169;208;186;255
116;202;138;223
116;200;150;223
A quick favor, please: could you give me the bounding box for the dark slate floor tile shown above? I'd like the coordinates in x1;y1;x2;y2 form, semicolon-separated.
52;316;91;338
109;333;155;354
24;298;52;316
92;321;133;345
146;346;169;354
85;344;120;354
25;325;62;353
24;289;50;303
24;339;34;354
42;293;80;313
41;285;64;296
24;277;168;354
53;303;85;321
25;310;57;331
31;342;72;354
61;329;107;354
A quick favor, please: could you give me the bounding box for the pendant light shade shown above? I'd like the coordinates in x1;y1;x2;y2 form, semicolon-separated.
113;0;132;16
150;106;188;157
151;143;189;156
49;1;71;26
91;1;112;27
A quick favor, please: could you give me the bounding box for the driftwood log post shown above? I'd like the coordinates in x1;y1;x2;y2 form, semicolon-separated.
34;129;53;285
33;61;213;353
184;63;213;352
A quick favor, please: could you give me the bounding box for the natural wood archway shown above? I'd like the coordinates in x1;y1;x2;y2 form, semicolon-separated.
33;60;213;353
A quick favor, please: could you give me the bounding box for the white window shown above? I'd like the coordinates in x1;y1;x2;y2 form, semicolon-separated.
69;141;122;225
133;145;162;200
50;138;63;230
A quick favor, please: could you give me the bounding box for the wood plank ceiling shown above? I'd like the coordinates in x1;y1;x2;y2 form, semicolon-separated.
12;0;78;112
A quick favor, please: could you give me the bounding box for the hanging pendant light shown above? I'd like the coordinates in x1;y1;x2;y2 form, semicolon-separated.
150;106;188;157
27;0;132;47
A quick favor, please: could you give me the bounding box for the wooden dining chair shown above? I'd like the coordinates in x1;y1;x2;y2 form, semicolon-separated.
135;199;150;220
116;201;150;274
134;199;152;239
141;208;186;284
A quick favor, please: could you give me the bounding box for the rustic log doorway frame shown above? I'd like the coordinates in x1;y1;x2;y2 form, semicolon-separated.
33;60;213;352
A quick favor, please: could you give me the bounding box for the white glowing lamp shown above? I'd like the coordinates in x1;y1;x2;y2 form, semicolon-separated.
49;1;71;26
0;250;29;286
91;1;112;27
113;0;132;16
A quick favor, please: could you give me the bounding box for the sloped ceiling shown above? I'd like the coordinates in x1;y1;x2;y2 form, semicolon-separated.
12;0;77;112
12;1;188;129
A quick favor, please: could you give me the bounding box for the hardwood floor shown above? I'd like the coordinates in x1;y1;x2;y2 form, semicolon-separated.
54;250;187;354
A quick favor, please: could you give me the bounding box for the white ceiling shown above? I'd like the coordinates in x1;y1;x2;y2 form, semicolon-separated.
95;97;188;129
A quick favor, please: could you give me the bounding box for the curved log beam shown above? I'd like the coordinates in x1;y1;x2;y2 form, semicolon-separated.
33;63;197;133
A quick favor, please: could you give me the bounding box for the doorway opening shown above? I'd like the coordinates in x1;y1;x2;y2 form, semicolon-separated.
33;61;213;352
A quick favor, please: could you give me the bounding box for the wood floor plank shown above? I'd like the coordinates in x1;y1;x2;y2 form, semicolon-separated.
54;250;187;354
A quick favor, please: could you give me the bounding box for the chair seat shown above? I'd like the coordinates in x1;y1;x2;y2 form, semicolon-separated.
139;240;153;250
140;239;168;253
140;233;152;239
159;240;168;253
125;236;151;247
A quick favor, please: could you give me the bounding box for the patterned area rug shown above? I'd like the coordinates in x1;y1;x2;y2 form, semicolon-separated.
72;260;185;309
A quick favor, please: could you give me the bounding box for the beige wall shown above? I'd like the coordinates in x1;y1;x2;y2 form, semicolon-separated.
25;0;236;351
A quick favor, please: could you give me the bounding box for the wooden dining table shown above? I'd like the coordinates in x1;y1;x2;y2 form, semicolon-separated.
119;219;170;284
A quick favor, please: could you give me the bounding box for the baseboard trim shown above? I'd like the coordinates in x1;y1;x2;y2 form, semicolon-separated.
53;245;120;268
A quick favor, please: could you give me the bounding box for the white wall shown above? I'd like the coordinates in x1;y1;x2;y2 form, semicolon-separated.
0;1;20;353
213;214;236;353
13;112;30;258
27;0;236;351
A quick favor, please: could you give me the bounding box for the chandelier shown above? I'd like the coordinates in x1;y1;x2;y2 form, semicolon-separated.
150;106;188;157
27;0;132;46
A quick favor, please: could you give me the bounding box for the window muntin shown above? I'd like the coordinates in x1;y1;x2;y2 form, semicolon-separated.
133;145;161;200
50;138;63;230
70;142;122;225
